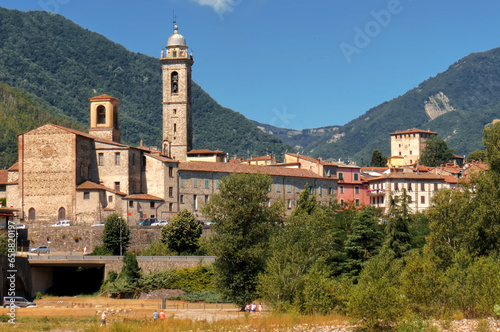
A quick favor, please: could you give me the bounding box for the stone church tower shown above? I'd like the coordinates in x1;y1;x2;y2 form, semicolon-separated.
160;23;194;161
88;94;121;143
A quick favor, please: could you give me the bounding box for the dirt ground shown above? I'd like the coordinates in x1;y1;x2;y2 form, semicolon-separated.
0;296;244;323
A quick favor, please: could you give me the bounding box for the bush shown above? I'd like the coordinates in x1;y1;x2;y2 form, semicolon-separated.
35;291;43;300
90;245;111;256
0;314;9;323
181;291;228;303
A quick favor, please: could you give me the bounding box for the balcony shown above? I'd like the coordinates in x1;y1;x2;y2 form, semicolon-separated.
367;188;385;196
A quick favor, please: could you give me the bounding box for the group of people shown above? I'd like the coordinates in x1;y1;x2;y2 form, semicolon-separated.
245;302;262;313
153;309;165;321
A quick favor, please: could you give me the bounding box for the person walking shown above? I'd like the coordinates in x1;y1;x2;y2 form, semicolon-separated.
153;310;158;322
100;311;106;327
159;309;165;321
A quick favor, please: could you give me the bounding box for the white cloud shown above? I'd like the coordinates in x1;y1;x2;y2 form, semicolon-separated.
190;0;241;18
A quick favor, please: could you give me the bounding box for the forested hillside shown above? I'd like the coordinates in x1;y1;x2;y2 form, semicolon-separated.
0;7;291;168
0;82;83;168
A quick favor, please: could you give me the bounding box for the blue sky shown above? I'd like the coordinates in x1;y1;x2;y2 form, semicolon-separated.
3;0;500;130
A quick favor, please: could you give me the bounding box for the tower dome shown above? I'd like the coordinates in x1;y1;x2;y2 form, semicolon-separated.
167;25;187;47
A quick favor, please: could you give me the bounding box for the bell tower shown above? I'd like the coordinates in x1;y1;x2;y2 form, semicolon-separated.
88;94;121;143
160;23;193;161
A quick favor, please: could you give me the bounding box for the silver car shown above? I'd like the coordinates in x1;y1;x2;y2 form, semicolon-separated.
30;245;50;254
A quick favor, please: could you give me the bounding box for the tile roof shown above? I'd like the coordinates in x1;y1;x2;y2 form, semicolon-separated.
368;171;444;181
436;165;461;174
8;162;18;171
178;161;333;180
88;94;119;101
124;194;164;201
390;128;438;136
187;149;226;155
285;153;336;166
0;170;8;184
146;153;178;163
361;167;389;172
76;181;127;196
443;175;459;184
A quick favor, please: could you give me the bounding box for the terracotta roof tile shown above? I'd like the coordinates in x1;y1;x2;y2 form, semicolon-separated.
178;161;333;180
443;175;459;184
285;153;336;166
124;194;164;201
369;172;444;181
8;162;18;171
88;94;119;101
361;167;389;172
76;181;127;196
0;170;8;184
390;128;438;135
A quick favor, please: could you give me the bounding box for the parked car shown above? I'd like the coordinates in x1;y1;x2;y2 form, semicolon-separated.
2;296;36;308
51;220;70;227
91;222;105;227
152;220;168;226
136;218;157;226
30;245;50;254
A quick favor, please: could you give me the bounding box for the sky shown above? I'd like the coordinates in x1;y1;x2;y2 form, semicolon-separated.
2;0;500;130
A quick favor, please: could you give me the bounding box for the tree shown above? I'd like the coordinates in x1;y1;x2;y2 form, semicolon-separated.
369;149;387;167
201;173;284;309
419;136;454;167
102;213;130;255
467;149;486;162
160;209;202;255
483;122;500;174
120;251;141;283
381;189;412;258
342;206;384;281
292;185;318;216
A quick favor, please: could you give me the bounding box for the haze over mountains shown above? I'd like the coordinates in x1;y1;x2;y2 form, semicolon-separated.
1;6;499;169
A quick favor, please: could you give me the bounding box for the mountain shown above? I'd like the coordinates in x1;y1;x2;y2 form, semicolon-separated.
0;7;291;168
288;49;500;162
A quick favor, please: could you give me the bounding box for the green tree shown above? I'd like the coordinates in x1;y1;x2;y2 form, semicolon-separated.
467;149;486;162
419;136;454;167
120;251;141;284
483;122;500;174
102;213;130;255
381;189;412;258
369;149;387;167
201;173;284;309
160;209;202;255
292;185;318;216
342;206;384;281
0;234;8;255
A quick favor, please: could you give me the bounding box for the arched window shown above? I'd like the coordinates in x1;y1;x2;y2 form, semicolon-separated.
97;105;106;124
58;207;66;220
171;72;178;93
28;208;35;221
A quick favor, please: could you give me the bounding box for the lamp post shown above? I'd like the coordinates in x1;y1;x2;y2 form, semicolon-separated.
118;216;122;256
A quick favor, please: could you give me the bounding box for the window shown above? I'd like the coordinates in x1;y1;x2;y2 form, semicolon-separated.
267;199;271;207
114;182;120;192
108;196;113;203
169;203;173;212
276;184;281;192
287;199;292;209
205;195;209;203
434;183;438;191
58;207;65;220
194;195;198;210
328;188;333;195
338;172;344;181
115;152;120;166
129;201;134;208
205;179;209;189
169;187;173;198
421;196;425;204
84;192;90;200
150;201;155;208
174;123;177;133
355;199;360;207
318;186;322;196
421;183;425;191
97;105;106;124
171;71;179;93
172;50;177;58
340;186;344;194
395;183;399;192
408;183;412;192
169;167;173;178
355;186;360;194
98;153;104;166
354;173;359;181
193;179;198;188
173;109;177;115
180;195;184;204
28;208;36;221
180;178;184;188
399;152;402;156
287;184;291;193
326;168;331;177
142;155;146;170
340;199;344;207
410;150;412;155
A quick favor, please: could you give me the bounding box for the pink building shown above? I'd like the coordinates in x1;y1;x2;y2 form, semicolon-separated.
336;164;370;208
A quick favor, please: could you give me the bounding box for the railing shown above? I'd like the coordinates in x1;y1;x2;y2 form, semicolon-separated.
28;255;216;262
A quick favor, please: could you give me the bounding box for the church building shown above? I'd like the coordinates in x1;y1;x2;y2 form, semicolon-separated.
5;24;338;225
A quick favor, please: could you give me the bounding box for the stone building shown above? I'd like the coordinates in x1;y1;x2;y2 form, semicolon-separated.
390;128;437;166
5;24;337;226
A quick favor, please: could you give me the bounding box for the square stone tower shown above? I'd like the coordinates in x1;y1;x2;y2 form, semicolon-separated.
160;24;193;162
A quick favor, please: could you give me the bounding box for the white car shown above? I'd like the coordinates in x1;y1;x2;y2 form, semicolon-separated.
51;220;70;227
91;222;105;227
151;220;168;227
